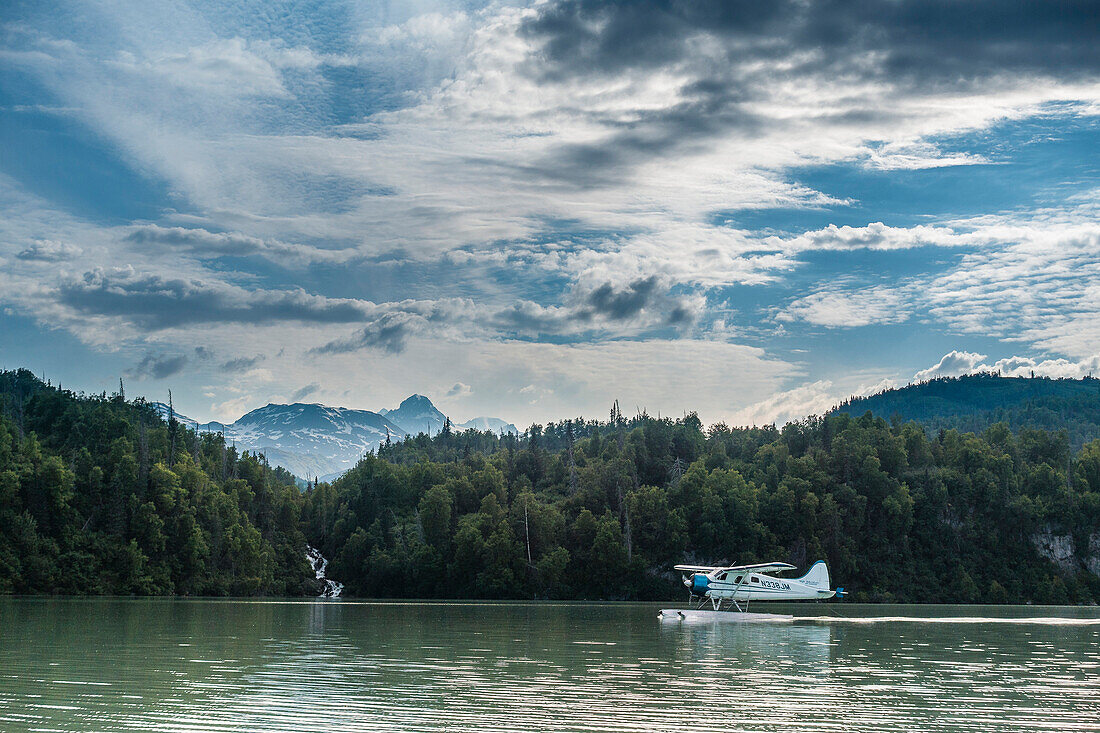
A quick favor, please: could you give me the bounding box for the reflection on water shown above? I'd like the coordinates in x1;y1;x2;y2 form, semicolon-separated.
1;600;1098;732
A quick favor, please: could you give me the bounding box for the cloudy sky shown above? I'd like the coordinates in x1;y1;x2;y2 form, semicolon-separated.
2;0;1100;427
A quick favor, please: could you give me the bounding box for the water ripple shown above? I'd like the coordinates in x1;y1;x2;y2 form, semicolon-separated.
0;600;1097;733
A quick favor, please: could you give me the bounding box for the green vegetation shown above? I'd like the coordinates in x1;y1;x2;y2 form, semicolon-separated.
3;369;1100;603
0;370;315;595
837;373;1100;450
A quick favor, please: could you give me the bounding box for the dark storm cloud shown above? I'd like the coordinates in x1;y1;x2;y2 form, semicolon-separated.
523;0;1100;84
129;353;188;380
57;269;367;329
519;0;1100;181
522;0;792;79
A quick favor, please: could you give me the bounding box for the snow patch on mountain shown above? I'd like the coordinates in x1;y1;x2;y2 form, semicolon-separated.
159;395;516;481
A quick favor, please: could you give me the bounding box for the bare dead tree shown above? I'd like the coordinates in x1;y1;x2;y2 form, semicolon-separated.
168;389;177;467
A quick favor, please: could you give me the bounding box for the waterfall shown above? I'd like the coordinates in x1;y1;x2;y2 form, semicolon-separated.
306;545;344;598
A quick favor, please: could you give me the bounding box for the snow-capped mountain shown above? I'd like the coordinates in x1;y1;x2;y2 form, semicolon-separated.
218;403;405;479
379;395;519;437
151;401;198;429
157;395;517;481
380;394;448;435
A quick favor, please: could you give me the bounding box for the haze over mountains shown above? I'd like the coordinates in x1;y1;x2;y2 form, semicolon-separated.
158;395;517;480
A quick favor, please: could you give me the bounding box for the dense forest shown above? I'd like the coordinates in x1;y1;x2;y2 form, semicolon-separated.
837;374;1100;450
0;369;316;596
3;369;1100;603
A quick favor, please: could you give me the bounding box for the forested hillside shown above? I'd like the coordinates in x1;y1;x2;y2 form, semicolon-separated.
0;369;316;595
3;369;1100;603
302;406;1100;604
836;374;1100;450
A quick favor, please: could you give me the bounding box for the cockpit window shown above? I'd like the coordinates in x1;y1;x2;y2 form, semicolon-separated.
716;572;727;580
734;576;743;584
750;576;760;583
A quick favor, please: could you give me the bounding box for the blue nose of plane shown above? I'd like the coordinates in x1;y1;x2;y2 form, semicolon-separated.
690;574;709;594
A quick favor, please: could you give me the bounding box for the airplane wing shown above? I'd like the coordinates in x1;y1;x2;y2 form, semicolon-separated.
721;562;797;574
673;561;797;575
673;564;724;573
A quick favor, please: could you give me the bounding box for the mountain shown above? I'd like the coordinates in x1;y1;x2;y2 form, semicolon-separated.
151;401;197;429
212;403;404;480
166;395;517;480
834;374;1100;449
380;394;447;436
457;416;519;434
379;394;519;437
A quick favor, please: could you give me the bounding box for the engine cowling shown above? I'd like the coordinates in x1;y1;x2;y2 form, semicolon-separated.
689;574;709;595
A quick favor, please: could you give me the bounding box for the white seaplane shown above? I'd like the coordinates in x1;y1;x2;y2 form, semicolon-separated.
659;560;845;622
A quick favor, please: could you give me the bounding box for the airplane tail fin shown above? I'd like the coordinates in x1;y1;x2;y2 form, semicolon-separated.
797;561;830;589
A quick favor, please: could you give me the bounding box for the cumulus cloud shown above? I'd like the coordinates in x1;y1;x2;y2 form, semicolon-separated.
126;226;269;256
915;351;1100;382
16;239;82;261
730;380;840;428
730;376;899;427
447;382;472;398
586;276;661;319
768;222;972;253
913;350;990;381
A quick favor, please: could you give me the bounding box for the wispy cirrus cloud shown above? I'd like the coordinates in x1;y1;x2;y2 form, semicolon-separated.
777;285;911;329
771;201;1100;361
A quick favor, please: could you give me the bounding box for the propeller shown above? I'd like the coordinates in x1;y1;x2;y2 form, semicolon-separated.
683;573;709;595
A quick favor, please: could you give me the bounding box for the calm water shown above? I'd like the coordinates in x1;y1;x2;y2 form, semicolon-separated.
1;599;1098;732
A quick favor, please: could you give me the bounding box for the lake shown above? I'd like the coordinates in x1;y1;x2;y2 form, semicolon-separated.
1;599;1098;732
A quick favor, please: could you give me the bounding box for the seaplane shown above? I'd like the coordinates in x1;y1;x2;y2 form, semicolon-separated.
659;560;845;622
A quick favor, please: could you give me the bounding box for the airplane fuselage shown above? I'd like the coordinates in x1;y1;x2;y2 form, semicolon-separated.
691;572;835;601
